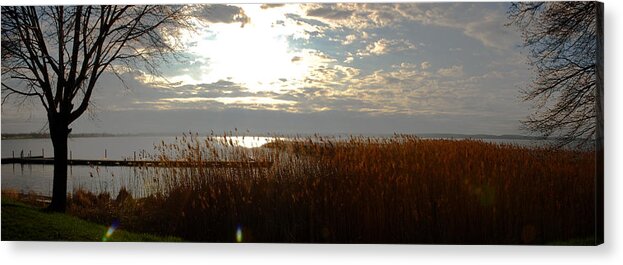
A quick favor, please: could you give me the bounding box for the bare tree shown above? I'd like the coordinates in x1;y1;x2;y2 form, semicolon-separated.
508;2;603;149
508;1;603;244
1;5;191;212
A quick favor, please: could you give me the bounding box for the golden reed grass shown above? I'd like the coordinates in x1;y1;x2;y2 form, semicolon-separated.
67;134;597;244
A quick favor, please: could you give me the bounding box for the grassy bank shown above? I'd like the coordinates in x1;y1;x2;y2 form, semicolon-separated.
65;135;597;244
1;199;180;242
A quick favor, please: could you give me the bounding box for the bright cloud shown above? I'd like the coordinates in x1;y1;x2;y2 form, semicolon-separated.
141;4;344;95
357;38;416;56
121;2;528;120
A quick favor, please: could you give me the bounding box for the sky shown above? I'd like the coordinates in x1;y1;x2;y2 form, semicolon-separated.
1;2;535;135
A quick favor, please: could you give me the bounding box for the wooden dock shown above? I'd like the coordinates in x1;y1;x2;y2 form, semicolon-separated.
1;157;272;168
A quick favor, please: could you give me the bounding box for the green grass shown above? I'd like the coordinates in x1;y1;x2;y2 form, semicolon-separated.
1;199;181;242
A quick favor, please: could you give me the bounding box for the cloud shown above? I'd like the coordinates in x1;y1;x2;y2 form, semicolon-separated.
437;65;464;78
161;96;296;106
327;30;371;50
462;13;518;51
119;3;522;119
192;4;250;27
81;57;529;132
114;77;300;111
341;34;358;45
395;3;520;50
298;3;519;50
357;38;416;56
305;4;355;20
260;4;285;10
300;3;398;29
361;3;403;27
359;40;388;56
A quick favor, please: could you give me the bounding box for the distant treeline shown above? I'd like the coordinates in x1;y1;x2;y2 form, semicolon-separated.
416;133;549;140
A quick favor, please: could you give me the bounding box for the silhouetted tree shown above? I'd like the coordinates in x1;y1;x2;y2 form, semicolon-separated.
508;1;603;244
1;6;191;212
508;2;603;149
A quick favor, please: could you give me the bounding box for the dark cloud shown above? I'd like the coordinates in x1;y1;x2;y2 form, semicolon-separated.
207;79;237;88
284;13;330;28
273;20;286;27
260;4;285;10
193;4;250;27
171;80;252;99
306;5;354;20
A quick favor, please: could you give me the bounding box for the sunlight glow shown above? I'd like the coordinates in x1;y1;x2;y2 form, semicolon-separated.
168;4;328;93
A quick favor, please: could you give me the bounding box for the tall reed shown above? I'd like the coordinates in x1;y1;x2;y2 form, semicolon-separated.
68;133;597;244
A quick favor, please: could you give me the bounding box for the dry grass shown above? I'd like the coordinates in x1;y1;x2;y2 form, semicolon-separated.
2;189;51;208
67;134;597;244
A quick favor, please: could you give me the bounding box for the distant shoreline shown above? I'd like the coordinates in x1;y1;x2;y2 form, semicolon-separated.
1;133;162;140
1;132;550;141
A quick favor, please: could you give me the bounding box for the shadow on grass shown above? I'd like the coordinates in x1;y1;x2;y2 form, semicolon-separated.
1;199;181;242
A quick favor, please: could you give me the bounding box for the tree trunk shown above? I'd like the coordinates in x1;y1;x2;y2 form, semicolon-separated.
595;1;604;245
48;115;71;212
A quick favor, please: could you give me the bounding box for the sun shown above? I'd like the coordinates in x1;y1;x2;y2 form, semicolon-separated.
170;4;323;94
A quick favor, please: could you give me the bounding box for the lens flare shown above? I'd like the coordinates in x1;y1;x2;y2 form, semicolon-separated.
236;225;243;243
102;220;120;242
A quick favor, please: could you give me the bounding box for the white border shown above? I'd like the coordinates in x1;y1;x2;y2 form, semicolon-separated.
1;1;621;265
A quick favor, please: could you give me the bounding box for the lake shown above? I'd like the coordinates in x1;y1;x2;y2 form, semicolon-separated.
1;135;548;197
0;135;276;197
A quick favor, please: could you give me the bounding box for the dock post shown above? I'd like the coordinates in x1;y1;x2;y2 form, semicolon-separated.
134;151;136;161
70;150;72;160
20;150;23;158
105;149;107;159
42;148;44;158
29;150;31;157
